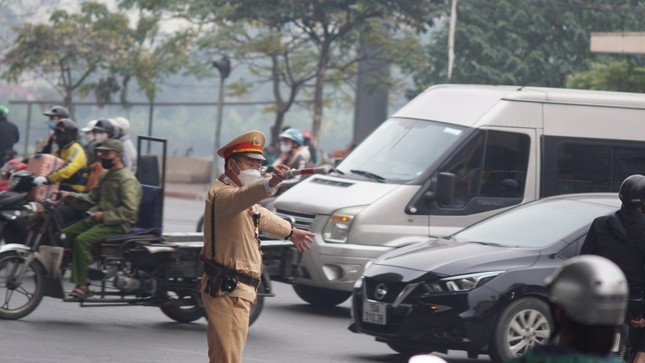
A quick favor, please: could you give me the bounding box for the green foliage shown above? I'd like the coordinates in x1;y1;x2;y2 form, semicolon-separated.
2;2;132;109
567;60;645;93
408;0;645;97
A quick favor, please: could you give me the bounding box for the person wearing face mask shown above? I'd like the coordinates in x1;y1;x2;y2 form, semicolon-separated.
57;138;142;300
85;119;122;190
581;174;645;363
80;119;98;163
200;130;314;363
39;105;70;154
33;119;88;193
271;128;312;192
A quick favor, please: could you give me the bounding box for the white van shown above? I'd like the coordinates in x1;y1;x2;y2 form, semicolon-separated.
273;84;645;306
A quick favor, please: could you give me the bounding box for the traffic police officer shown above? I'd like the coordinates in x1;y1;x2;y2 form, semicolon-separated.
200;130;313;363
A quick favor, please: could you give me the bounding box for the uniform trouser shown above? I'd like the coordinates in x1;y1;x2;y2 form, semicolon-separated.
200;290;252;363
62;220;122;285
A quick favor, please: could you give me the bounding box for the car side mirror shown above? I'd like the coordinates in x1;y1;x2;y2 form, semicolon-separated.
424;172;455;205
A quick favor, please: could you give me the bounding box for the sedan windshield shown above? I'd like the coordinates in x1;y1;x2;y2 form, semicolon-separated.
454;199;617;248
336;118;466;183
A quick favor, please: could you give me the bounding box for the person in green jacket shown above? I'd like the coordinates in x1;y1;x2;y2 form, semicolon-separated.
58;138;142;299
506;255;627;363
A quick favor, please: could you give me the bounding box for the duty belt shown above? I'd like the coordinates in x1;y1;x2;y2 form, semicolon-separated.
203;259;260;288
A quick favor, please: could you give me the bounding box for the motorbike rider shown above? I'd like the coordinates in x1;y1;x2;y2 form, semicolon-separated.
111;117;138;174
581;174;645;363
271;128;312;192
86;119;122;190
507;255;627;363
40;105;70;154
80;119;98;164
33;119;89;193
0;105;20;166
58;138;142;300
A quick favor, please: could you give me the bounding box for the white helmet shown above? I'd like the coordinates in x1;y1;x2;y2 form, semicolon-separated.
112;116;131;135
80;119;98;133
546;255;627;326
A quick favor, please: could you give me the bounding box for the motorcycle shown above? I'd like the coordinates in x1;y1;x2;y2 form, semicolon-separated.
0;154;63;245
0;172;297;325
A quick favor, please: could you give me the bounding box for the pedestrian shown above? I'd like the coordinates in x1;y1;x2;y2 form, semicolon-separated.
80;119;98;164
506;255;627;363
581;174;645;363
0;105;19;165
200;130;314;363
40;105;69;154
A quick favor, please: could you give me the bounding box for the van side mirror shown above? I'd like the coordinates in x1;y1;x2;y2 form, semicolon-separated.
424;172;455;205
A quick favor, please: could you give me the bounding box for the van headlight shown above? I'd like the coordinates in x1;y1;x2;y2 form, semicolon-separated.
322;205;366;243
426;271;504;292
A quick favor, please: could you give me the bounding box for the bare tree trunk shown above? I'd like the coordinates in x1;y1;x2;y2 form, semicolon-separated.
311;41;330;149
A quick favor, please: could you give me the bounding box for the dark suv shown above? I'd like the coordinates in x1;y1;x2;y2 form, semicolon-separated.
349;193;620;362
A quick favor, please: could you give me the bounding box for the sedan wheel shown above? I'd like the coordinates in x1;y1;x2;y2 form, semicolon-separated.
490;297;552;363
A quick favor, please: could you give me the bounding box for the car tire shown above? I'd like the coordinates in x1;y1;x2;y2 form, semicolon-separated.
489;297;553;363
292;284;351;307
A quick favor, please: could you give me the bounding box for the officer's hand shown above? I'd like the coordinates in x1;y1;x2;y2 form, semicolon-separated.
290;228;314;253
269;164;290;188
33;176;48;185
629;318;645;328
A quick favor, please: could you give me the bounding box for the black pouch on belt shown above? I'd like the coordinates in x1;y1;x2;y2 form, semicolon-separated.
203;259;225;297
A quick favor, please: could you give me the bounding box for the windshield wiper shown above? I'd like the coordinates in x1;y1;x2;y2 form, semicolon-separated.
350;169;385;183
465;241;507;247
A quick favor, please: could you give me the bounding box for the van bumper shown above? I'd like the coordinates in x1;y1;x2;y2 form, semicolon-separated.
293;235;393;292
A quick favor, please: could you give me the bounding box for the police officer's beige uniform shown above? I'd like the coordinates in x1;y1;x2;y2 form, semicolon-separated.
200;131;292;363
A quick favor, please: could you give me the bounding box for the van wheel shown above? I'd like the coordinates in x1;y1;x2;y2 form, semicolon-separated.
292;284;351;307
489;297;552;363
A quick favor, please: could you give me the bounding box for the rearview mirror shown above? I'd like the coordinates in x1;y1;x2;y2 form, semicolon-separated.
424;172;455;205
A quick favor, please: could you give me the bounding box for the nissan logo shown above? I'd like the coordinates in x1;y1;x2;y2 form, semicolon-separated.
374;283;388;300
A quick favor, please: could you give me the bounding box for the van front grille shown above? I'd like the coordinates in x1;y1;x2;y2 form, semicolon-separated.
275;209;316;231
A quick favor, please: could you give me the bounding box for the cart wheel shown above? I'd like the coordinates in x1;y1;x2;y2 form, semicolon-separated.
0;251;46;320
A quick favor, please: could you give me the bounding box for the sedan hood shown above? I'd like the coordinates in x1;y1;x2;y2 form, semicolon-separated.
372;238;541;277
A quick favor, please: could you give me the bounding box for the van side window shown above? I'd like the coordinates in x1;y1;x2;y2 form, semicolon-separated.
542;137;645;197
440;130;530;210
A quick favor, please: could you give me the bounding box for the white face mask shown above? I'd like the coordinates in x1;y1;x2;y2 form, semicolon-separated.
280;142;292;153
238;168;262;186
94;133;108;143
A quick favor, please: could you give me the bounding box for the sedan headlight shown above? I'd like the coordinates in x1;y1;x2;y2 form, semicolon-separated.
322;205;365;243
427;271;504;292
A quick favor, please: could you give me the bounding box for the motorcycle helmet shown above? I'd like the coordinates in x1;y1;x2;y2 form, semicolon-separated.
54;119;79;146
81;119;99;133
279;128;304;146
112;117;131;135
92;118;122;139
43;105;69;118
619;174;645;206
0;105;9;118
546;255;627;326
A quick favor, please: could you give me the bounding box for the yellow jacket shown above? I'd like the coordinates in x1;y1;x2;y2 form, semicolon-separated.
49;142;89;192
200;176;292;302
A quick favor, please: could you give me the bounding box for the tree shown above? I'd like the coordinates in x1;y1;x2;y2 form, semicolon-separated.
1;3;132;112
221;0;441;148
566;60;645;93
407;0;645;96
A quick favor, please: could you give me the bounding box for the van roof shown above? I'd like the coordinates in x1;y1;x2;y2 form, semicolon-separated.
393;84;645;125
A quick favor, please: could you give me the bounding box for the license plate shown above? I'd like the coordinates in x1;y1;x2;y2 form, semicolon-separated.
363;301;387;325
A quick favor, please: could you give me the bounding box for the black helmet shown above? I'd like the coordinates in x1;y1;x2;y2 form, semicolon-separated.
54;118;79;145
43;105;69;118
619;174;645;206
92;118;122;138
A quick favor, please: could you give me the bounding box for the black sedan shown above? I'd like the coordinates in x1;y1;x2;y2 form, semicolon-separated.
349;193;620;363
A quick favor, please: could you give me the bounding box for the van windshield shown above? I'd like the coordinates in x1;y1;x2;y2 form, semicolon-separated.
336;118;466;183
